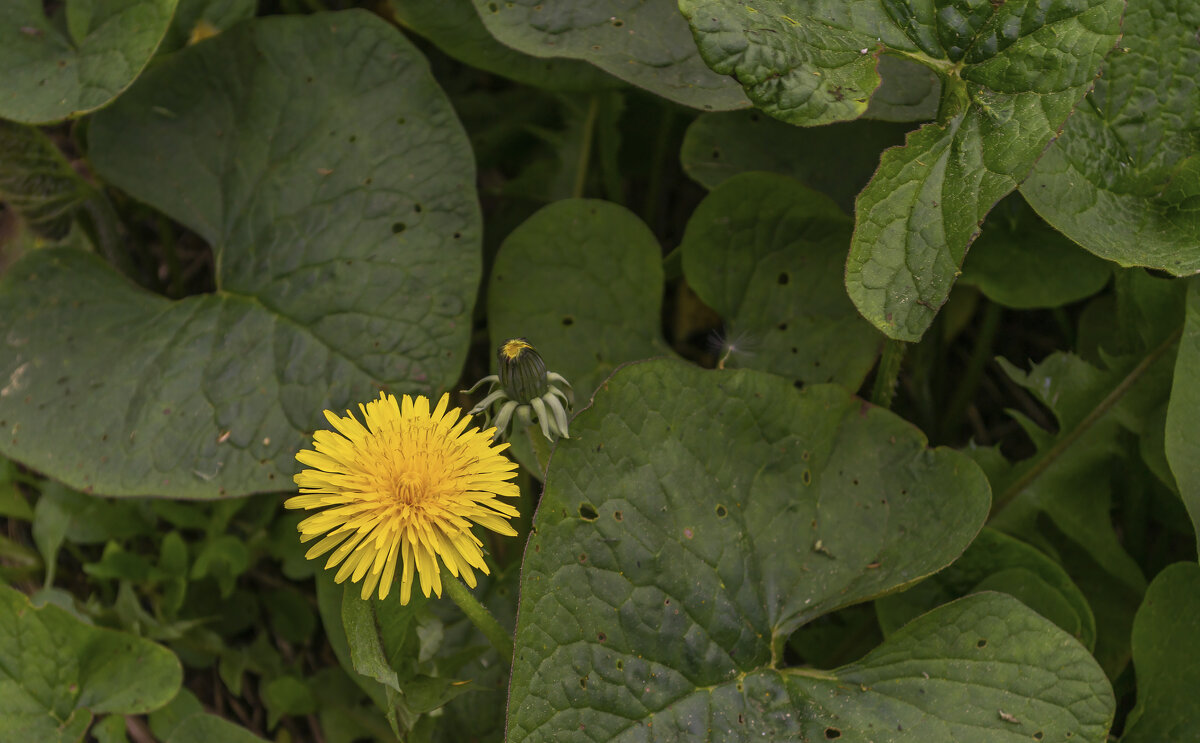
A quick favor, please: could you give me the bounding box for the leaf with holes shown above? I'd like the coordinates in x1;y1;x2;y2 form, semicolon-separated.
0;0;179;123
488;199;675;398
471;0;748;111
680;172;882;389
507;359;1110;741
0;584;182;742
0;11;480;498
680;0;1123;340
1021;0;1200;274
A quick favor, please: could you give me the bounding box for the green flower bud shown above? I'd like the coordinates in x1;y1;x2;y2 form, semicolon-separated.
497;338;548;403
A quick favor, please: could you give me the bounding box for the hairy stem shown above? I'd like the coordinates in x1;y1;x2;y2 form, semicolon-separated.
443;574;513;664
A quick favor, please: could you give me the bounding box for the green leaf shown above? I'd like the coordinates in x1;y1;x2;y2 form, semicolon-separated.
680;172;883;389
0;120;98;239
190;534;249;598
32;483;72;587
506;359;1109;739
261;676;316;730
471;0;748;110
876;528;1096;650
818;593;1112;741
0;584;182;742
680;110;909;214
1021;0;1200;274
147;688;203;742
1122;562;1200;743
487;199;674;397
680;0;1122;340
988;351;1154;594
164;714;268;743
91;715;129;743
989;273;1184;602
391;0;618;91
0;481;32;520
264;587;316;645
864;55;943;122
0;0;180;123
1165;279;1200;554
163;0;255;51
960;194;1112;309
0;11;481;498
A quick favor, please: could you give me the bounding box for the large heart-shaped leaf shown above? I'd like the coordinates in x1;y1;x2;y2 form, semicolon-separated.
505;359;1116;741
0;11;480;498
1121;562;1200;742
1021;0;1200;274
488;199;673;397
471;0;749;111
681;0;1123;340
680;172;882;389
0;0;179;124
0;584;182;742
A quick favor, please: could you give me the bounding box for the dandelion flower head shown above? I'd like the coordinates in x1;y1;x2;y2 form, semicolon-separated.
288;392;519;603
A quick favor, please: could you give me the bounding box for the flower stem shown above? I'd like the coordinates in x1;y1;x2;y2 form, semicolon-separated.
443;575;513;663
870;339;907;409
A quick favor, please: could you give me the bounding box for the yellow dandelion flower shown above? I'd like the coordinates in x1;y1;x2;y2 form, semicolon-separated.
287;392;519;603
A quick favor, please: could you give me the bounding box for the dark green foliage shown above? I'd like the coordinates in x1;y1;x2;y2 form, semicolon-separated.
0;1;1197;741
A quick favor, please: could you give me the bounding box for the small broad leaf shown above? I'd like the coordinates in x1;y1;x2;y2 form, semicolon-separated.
0;120;98;239
0;11;481;498
164;714;268;743
680;111;909;214
1021;0;1200;274
0;0;180;124
680;172;883;389
876;527;1096;650
1164;278;1200;554
960;194;1112;309
391;0;618;91
471;0;749;111
1121;562;1200;743
680;0;1122;340
0;584;182;742
488;199;674;397
261;676;315;730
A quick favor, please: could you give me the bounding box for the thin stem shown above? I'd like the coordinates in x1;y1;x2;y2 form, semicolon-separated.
642;104;676;228
572;95;600;199
783;666;838;681
941;301;1002;439
990;325;1183;517
443;574;513;663
870;339;907;409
